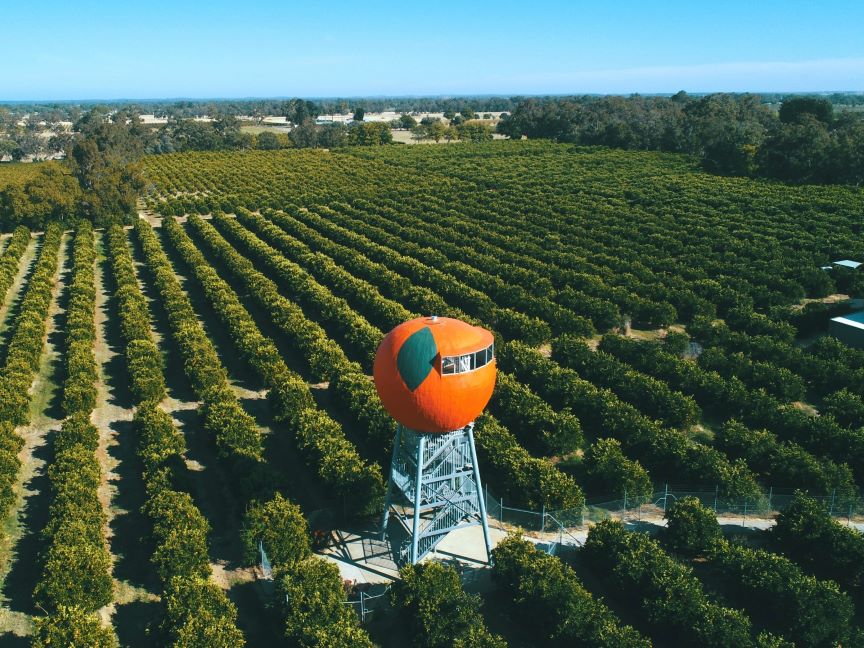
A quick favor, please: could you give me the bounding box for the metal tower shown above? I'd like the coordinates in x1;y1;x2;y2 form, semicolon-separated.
381;422;493;565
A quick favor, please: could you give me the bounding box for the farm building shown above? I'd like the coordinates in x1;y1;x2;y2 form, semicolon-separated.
829;310;864;348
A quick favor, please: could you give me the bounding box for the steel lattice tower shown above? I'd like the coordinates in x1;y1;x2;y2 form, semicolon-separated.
381;423;493;565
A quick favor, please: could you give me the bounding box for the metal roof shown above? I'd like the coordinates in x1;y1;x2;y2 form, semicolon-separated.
832;260;862;269
831;310;864;330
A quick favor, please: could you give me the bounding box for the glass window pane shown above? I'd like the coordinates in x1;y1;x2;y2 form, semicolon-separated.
458;355;471;373
442;357;455;374
475;350;486;368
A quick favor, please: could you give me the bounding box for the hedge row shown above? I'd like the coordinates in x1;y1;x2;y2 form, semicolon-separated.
584;520;779;647
489;371;583;456
233;207;415;332
708;537;854;646
163;216;384;513
0;227;60;554
62;222;97;417
331;199;596;337
186;216;394;466
715;421;856;498
105;226;166;403
581;438;653;501
552;334;701;429
346;196;624;331
161;216;313;422
697;346;806;403
134;219;263;462
220;210;585;507
492;535;650;647
34;226;114;643
663;496;855;646
499;341;761;501
210;211;383;369
34;414;112;612
290;205;562;343
0;226;31;309
107;225;245;645
183;214;350;382
0;224;62;425
599;334;864;486
260;207;465;324
474;414;584;511
690;317;864;399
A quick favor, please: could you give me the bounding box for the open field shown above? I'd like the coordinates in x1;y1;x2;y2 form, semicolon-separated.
1;141;863;645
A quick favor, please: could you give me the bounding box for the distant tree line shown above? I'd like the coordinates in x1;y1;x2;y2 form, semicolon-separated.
497;93;864;185
0;108;145;230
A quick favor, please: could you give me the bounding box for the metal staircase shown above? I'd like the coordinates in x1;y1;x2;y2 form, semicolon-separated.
381;423;492;565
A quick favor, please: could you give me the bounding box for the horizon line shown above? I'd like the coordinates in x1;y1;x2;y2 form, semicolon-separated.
2;90;864;104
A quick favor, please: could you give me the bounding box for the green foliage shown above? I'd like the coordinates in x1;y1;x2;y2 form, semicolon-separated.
490;371;583;456
553;334;701;429
708;538;854;647
771;491;864;591
391;561;505;648
276;557;373;648
492;535;650;647
347;121;392;146
241;492;311;568
584;520;758;647
134;219;263;462
0;224;62;426
32;606;117;648
62;222;97;417
456;122;494;142
663;495;721;555
162;576;246;648
501;340;761;501
0;166;81;230
204;212;381;371
475;414;584;511
582;438;652;501
106;225;166;403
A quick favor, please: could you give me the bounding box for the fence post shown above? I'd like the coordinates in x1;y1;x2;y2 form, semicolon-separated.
830;489;836;516
501;497;504;525
713;485;718;513
662;484;668;514
541;505;546;533
360;591;366;623
623;488;628;516
742;500;748;527
768;486;773;512
849;504;853;526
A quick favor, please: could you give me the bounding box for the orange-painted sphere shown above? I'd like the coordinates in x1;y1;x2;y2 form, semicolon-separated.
374;316;496;433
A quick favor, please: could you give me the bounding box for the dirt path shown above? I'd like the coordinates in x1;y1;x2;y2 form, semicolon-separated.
0;235;37;361
0;233;69;642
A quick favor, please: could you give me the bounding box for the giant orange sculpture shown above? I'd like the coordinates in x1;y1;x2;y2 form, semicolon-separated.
373;316;496;433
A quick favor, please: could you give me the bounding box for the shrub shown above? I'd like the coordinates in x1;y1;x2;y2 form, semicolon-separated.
663;495;721;555
492;535;649;647
241;493;311;568
276;557;373;648
391;561;505;648
32;606;116;648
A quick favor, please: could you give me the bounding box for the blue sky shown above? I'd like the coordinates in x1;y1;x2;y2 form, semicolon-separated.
2;0;863;100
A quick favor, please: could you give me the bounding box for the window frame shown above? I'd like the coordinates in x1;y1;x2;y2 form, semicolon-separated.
440;343;495;376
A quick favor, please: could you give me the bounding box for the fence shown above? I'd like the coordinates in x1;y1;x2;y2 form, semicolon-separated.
484;484;864;545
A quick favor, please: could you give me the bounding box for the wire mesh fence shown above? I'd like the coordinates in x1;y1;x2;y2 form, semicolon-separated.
484;484;864;544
